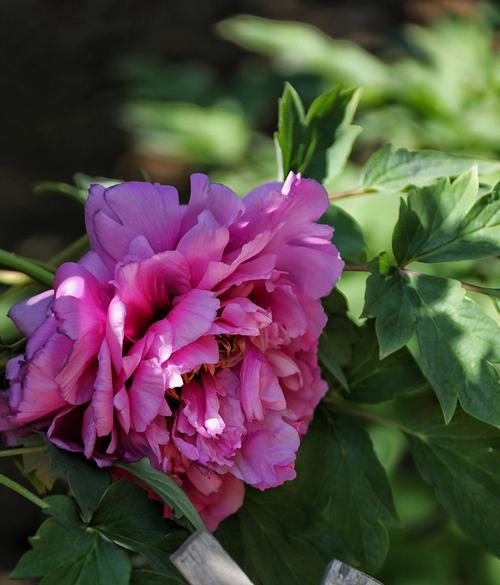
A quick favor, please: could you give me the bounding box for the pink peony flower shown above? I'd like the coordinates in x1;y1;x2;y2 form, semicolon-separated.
0;172;343;529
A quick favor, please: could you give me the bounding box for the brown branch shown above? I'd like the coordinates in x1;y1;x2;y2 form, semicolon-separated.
343;265;497;298
328;187;377;201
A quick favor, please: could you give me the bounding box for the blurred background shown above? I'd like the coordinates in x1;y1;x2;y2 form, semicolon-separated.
1;0;500;583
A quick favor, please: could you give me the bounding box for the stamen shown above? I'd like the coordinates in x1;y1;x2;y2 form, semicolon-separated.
176;335;243;391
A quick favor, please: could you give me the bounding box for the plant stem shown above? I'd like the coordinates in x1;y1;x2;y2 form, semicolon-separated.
34;181;85;204
325;399;427;439
48;234;89;268
329;187;377;201
0;446;47;458
0;473;48;509
0;250;54;288
0;270;30;286
0;235;89;306
344;264;369;272
326;401;402;431
344;264;498;298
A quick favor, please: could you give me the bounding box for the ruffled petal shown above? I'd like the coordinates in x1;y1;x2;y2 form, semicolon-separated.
86;182;183;267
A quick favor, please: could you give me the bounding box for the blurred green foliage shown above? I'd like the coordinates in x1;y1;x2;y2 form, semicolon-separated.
218;11;500;157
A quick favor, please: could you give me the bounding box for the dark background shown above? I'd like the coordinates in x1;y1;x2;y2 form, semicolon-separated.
0;0;483;580
0;0;434;260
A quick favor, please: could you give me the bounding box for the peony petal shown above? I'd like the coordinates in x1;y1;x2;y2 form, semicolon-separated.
86;181;183;267
168;289;219;352
92;342;114;437
11;332;71;424
183;469;244;532
113;386;131;433
277;242;344;298
167;336;219;374
239;343;265;421
210;297;271;337
106;296;125;372
55;331;100;405
79;250;113;284
115;251;191;341
182;174;244;232
177;212;229;287
53;262;108;340
8;290;54;337
233;414;299;489
128;358;166;432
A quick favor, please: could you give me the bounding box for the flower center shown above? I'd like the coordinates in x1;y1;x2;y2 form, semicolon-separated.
182;334;243;386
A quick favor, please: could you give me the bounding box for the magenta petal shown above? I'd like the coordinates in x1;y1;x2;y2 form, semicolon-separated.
277;242;344;298
106;296;125;372
1;173;341;523
216;254;277;294
12;333;71;424
55;331;100;405
79;250;113;284
233;414;299;488
177;213;229;286
201;474;244;532
93;342;114;437
128;358;166;432
212;297;271;337
243;181;283;207
8;290;54;337
114;386;131;433
182;174;244;232
179;377;224;439
54;262;108;340
168;289;219;352
267;284;307;338
86;181;183;267
239;343;265;421
168;336;219;374
83;404;97;458
47;405;87;454
115;251;191;341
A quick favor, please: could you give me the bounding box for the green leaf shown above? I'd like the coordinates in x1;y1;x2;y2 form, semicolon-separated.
15;440;55;494
344;322;428;404
320;290;360;389
396;395;500;559
91;478;188;575
409;274;500;425
275;82;305;180
364;270;500;426
217;408;397;580
301;86;361;183
12;517;131;585
362;145;500;192
131;569;185;585
319;342;349;390
363;267;418;358
46;442;110;521
117;458;205;532
321;204;366;264
274;84;360;183
44;495;82;526
393;170;500;264
295;409;398;573
217;484;346;585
